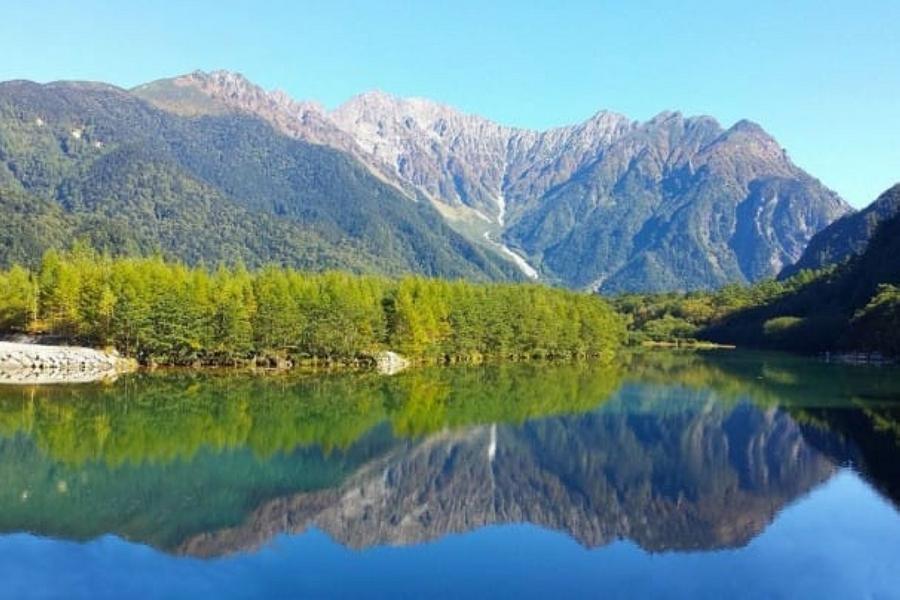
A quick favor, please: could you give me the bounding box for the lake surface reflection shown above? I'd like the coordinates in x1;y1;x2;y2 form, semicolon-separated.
0;351;898;598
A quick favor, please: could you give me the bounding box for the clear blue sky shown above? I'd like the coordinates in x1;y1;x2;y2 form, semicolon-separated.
3;0;898;207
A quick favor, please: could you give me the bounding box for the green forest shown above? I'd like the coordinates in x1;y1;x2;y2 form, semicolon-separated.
1;198;897;366
609;194;900;358
612;271;823;345
610;188;900;358
0;363;623;465
0;83;518;282
615;254;899;357
0;246;625;366
614;272;899;358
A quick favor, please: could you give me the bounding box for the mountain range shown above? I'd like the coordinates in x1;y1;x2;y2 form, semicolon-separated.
0;70;853;291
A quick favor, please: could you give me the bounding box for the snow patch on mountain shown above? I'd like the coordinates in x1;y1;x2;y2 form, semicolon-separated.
483;232;539;279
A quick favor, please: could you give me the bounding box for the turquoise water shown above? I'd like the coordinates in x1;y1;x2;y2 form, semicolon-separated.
0;351;897;598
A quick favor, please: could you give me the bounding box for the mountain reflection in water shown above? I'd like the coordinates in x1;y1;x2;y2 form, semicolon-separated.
0;350;897;560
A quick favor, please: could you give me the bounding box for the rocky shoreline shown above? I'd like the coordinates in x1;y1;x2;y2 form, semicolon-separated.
0;342;137;385
0;342;409;384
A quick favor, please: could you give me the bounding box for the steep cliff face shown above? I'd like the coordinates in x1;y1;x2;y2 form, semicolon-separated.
178;399;834;557
136;71;851;291
781;183;900;278
329;93;635;224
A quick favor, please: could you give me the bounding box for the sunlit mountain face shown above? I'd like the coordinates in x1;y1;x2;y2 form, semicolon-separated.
132;71;852;291
0;73;851;292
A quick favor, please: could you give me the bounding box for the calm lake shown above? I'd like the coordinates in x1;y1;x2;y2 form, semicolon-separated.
0;350;898;599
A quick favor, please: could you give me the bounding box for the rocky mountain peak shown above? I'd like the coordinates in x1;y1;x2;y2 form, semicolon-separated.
582;108;633;128
172;69;325;117
133;71;852;290
331;89;513;151
188;68;252;89
648;109;684;124
717;119;782;151
133;71;390;187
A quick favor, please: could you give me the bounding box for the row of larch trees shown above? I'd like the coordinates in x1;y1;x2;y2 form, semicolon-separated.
0;246;626;365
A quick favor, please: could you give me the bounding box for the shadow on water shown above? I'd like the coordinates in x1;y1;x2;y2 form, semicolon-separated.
0;350;897;556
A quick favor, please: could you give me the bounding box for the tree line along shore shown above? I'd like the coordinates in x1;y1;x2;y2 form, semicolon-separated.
0;247;625;367
2;235;897;372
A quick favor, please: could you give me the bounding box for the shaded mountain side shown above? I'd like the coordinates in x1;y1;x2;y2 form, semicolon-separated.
178;399;834;557
0;80;519;280
0;188;73;268
702;200;900;355
781;183;900;278
136;71;851;291
132;71;418;198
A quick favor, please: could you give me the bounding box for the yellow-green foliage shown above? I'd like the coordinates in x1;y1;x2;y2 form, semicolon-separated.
0;247;626;364
0;363;623;466
763;316;805;338
613;269;829;344
851;284;900;356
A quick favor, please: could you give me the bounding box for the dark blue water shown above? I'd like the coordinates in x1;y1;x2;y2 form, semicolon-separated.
0;351;897;598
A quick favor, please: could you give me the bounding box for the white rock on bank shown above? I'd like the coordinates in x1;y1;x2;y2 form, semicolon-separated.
0;342;137;385
373;351;410;375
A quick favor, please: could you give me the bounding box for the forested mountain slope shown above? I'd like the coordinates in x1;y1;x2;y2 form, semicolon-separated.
0;80;518;280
